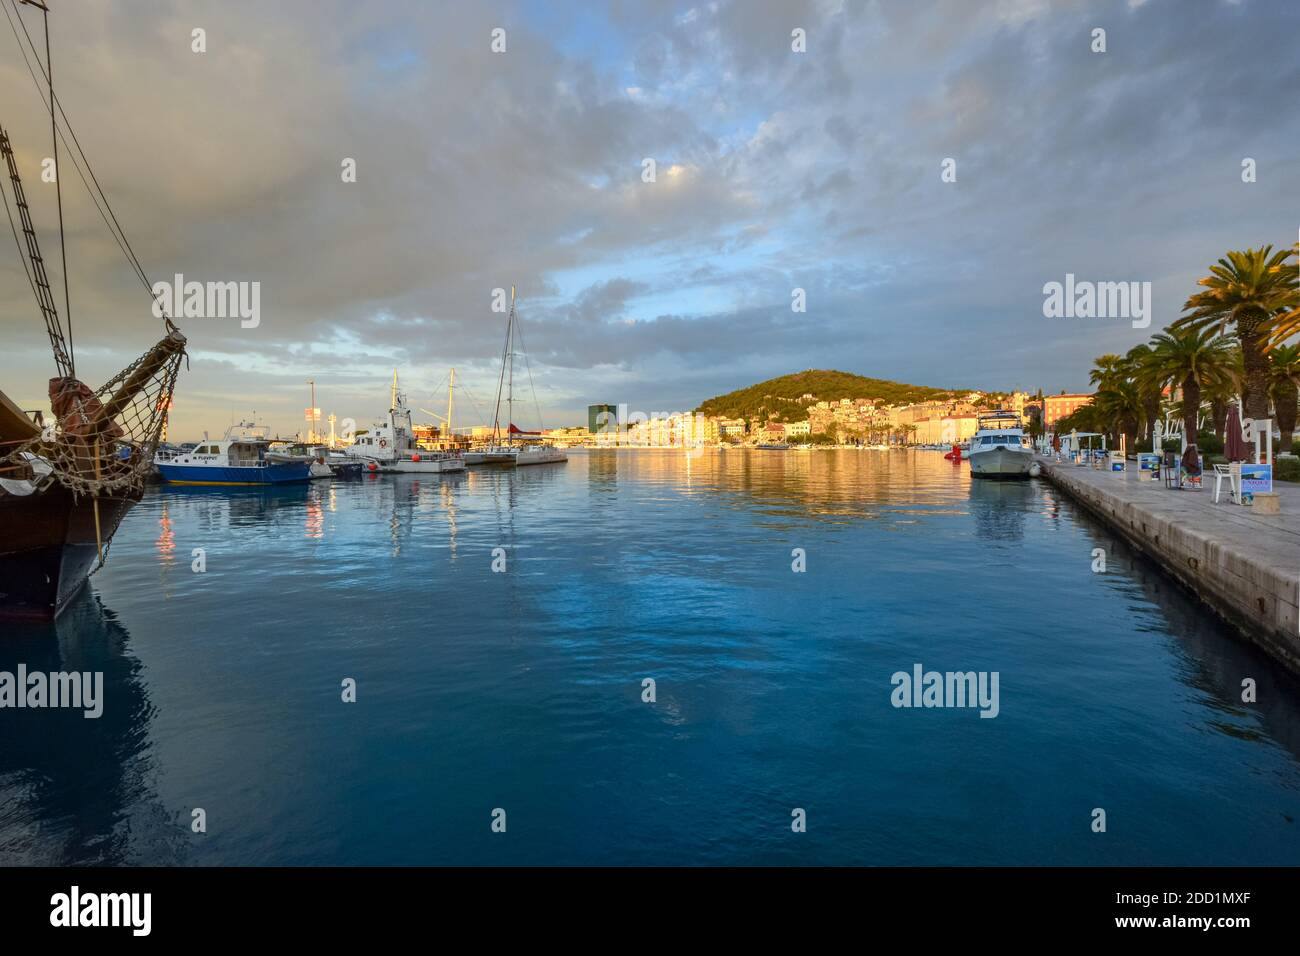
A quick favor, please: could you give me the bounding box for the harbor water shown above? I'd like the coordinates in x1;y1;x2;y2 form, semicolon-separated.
3;448;1299;865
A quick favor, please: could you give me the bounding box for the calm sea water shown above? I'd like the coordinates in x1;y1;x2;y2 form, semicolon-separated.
2;449;1299;866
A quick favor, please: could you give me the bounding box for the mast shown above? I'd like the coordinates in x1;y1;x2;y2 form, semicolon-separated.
506;286;515;447
21;0;73;375
446;367;455;445
0;126;71;378
489;286;515;447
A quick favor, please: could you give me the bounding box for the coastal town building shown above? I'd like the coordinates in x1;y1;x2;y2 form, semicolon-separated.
1044;392;1093;425
912;415;980;445
588;403;618;434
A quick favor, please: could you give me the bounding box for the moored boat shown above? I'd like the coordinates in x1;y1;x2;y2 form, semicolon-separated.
341;372;466;474
967;411;1034;479
0;22;189;619
474;288;567;468
156;423;311;485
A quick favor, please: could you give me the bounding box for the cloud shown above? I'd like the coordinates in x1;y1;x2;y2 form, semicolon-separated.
0;0;1295;435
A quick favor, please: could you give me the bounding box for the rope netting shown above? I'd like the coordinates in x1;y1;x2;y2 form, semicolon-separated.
0;324;186;498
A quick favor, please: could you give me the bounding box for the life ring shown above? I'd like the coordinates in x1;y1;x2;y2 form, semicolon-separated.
379;439;388;448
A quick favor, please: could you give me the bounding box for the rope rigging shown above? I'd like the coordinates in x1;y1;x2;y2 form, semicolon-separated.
0;0;186;506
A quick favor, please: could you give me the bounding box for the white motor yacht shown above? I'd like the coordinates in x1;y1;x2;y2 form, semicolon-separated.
968;411;1034;478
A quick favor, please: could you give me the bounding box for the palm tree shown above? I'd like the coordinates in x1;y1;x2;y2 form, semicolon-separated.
1269;344;1300;452
1268;242;1300;347
1126;342;1163;448
1092;379;1143;452
1203;365;1241;442
1172;245;1299;421
1088;354;1127;391
1143;328;1237;446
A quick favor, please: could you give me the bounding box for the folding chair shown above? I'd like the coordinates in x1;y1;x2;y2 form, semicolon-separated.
1163;451;1179;489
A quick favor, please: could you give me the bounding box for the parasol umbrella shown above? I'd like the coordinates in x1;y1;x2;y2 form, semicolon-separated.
1224;404;1248;463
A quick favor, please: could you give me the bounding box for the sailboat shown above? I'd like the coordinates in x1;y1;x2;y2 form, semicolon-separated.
465;287;567;467
0;5;186;617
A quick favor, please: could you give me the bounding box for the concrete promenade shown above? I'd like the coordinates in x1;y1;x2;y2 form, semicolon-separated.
1039;456;1300;673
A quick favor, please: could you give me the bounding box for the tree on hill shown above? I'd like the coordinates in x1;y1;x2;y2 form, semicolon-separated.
696;369;960;420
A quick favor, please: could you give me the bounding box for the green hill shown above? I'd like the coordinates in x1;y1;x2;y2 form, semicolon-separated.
695;369;961;421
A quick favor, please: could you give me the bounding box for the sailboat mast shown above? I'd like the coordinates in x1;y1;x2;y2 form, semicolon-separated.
22;0;73;375
0;126;71;378
446;367;455;445
506;287;515;447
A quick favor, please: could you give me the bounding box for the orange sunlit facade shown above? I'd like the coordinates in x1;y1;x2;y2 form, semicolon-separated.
1043;393;1093;426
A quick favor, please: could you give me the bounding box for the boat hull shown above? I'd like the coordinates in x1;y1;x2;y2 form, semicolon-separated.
464;451;517;466
514;448;568;466
156;461;311;485
385;457;467;474
969;446;1034;478
0;484;138;619
328;460;365;479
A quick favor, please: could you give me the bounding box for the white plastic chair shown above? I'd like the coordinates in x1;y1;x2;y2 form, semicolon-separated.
1212;463;1240;504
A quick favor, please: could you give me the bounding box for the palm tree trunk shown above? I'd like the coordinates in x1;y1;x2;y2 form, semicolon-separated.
1210;397;1227;441
1276;381;1297;453
1142;395;1161;449
1240;324;1270;420
1181;374;1201;445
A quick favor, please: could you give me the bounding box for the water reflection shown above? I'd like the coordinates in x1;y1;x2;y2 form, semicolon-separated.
6;451;1295;865
968;478;1032;541
0;593;183;865
1123;549;1300;764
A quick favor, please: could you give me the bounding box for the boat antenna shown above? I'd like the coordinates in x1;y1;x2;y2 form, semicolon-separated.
19;0;73;375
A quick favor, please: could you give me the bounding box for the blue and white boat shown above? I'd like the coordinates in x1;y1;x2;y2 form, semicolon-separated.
155;422;311;485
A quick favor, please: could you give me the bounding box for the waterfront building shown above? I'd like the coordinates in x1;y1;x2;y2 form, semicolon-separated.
588;403;618;434
716;417;747;438
913;415;979;445
1044;392;1093;425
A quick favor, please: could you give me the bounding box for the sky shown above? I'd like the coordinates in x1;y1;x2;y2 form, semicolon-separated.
0;0;1296;439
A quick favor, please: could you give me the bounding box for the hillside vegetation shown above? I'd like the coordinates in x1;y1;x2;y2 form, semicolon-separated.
696;369;960;420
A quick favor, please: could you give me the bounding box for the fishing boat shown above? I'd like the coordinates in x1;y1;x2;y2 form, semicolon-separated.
968;410;1034;479
155;423;310;485
342;372;466;474
473;287;567;468
0;6;186;617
